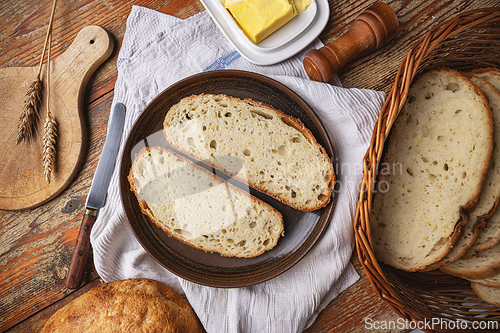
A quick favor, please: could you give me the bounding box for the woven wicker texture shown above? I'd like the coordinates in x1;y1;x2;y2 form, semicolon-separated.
355;7;500;332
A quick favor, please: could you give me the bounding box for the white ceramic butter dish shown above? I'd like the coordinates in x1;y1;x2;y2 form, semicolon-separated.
200;0;330;65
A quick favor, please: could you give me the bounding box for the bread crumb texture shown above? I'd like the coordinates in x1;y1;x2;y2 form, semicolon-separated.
422;73;500;270
129;147;284;258
370;68;493;271
40;279;203;333
163;94;334;212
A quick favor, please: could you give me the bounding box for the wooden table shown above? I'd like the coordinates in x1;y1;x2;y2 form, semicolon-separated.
1;0;499;332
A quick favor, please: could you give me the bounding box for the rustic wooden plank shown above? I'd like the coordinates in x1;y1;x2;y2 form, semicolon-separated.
0;0;171;105
159;0;205;18
0;91;112;332
0;0;166;68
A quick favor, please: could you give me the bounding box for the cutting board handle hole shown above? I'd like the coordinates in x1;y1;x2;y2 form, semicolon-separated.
90;39;95;44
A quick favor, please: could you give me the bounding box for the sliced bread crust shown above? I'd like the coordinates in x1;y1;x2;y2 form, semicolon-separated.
470;271;500;288
440;242;500;280
128;146;284;258
471;282;500;308
463;68;500;258
464;211;500;258
471;68;500;88
425;75;500;270
371;68;493;271
163;94;334;212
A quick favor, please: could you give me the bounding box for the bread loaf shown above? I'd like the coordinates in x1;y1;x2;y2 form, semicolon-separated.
128;146;284;258
163;93;334;212
471;282;500;308
40;279;203;333
370;68;493;271
425;75;500;270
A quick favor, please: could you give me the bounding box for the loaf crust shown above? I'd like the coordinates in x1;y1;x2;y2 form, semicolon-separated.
40;279;203;333
128;146;284;258
371;68;493;271
163;93;335;212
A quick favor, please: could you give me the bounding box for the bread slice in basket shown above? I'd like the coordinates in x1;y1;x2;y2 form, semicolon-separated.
440;242;500;279
470;271;500;288
462;68;500;258
471;282;500;308
163;94;334;212
472;68;500;88
424;74;500;270
128;146;284;258
370;68;494;272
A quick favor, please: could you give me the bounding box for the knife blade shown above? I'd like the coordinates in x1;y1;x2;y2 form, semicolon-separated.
64;103;126;289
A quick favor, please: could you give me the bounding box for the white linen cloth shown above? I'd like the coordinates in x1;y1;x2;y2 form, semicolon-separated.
90;6;385;332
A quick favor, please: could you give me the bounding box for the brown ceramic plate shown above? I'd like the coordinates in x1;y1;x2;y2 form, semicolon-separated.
120;70;335;288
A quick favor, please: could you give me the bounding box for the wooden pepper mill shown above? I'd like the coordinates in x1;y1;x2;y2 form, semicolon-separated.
303;1;399;82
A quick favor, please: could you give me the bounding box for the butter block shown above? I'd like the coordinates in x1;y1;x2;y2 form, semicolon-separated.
224;0;298;44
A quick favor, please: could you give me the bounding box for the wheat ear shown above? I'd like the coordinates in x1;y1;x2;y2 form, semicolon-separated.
43;29;58;184
43;111;58;183
15;78;43;144
15;0;57;144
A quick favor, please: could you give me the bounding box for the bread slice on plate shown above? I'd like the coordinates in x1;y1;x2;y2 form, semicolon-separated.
440;242;500;280
425;75;500;270
463;68;500;258
163;93;334;212
370;68;493;272
128;146;284;258
471;282;500;308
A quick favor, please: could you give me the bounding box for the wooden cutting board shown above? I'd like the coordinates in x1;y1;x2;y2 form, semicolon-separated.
0;26;113;211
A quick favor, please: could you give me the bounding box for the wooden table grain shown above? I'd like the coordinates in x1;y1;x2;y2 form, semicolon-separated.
1;0;499;332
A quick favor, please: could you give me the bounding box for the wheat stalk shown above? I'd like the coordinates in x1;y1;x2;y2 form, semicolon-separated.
15;78;42;144
43;111;58;183
15;0;57;144
43;29;58;184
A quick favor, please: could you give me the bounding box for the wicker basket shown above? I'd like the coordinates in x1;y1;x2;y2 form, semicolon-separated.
354;8;500;332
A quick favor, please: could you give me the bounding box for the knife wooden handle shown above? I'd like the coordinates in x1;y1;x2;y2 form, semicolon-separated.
64;209;96;289
303;1;399;82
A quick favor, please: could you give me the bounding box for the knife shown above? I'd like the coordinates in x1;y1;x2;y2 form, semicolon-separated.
64;103;126;289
